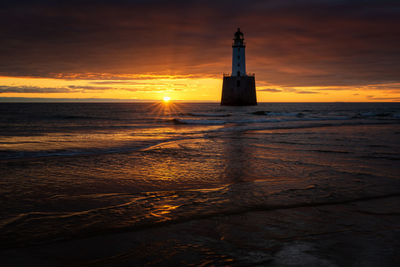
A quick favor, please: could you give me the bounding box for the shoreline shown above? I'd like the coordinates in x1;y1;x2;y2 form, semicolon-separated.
2;195;399;266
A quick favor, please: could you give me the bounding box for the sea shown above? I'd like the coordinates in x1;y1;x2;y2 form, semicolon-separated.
0;102;399;251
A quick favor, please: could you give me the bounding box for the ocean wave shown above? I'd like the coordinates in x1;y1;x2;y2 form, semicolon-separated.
353;111;399;119
251;111;305;117
187;112;231;117
360;153;400;161
252;110;400;120
204;120;397;134
50;115;109;120
173;119;227;125
308;149;350;154
0;136;203;160
267;112;300;116
172;116;350;126
0;143;151;160
174;112;400;127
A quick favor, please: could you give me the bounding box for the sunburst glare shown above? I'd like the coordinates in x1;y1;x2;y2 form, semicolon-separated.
148;99;183;119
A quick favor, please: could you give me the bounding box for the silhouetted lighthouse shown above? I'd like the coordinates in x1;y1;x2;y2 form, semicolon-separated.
221;28;257;106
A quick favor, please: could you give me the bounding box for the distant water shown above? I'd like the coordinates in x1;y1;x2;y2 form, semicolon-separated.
0;102;399;248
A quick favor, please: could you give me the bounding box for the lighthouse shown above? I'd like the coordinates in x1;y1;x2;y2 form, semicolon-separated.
221;28;257;106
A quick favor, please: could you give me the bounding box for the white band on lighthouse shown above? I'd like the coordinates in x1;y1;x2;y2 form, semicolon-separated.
232;28;246;76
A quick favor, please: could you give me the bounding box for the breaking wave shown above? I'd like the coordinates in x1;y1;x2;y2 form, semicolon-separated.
187;112;231;117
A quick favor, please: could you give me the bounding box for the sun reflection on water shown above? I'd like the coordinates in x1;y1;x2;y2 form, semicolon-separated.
149;204;180;219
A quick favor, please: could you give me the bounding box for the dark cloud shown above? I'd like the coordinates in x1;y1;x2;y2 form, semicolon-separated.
0;86;73;93
0;85;115;93
89;81;144;85
366;95;400;101
67;85;114;90
0;0;399;87
258;87;320;94
295;90;320;94
0;97;155;102
257;88;282;92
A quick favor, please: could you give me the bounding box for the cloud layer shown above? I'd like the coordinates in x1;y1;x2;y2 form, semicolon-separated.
0;0;399;88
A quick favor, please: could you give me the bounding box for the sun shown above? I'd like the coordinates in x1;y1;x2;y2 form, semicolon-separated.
163;96;171;102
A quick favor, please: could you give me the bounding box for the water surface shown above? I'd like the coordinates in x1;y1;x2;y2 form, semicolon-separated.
1;102;399;248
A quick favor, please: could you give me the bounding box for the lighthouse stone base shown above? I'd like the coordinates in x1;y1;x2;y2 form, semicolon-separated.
221;75;257;106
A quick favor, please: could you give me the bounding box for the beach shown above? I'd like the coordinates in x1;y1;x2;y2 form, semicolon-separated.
2;195;399;266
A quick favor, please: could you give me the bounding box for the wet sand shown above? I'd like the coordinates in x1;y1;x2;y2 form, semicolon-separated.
2;195;399;266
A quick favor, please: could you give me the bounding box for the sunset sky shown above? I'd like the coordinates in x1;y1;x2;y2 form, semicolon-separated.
1;0;399;102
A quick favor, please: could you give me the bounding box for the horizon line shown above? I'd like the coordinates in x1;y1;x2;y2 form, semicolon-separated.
1;97;399;104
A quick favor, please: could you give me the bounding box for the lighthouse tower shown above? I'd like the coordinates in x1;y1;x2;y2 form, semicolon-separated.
232;28;246;77
221;28;257;106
